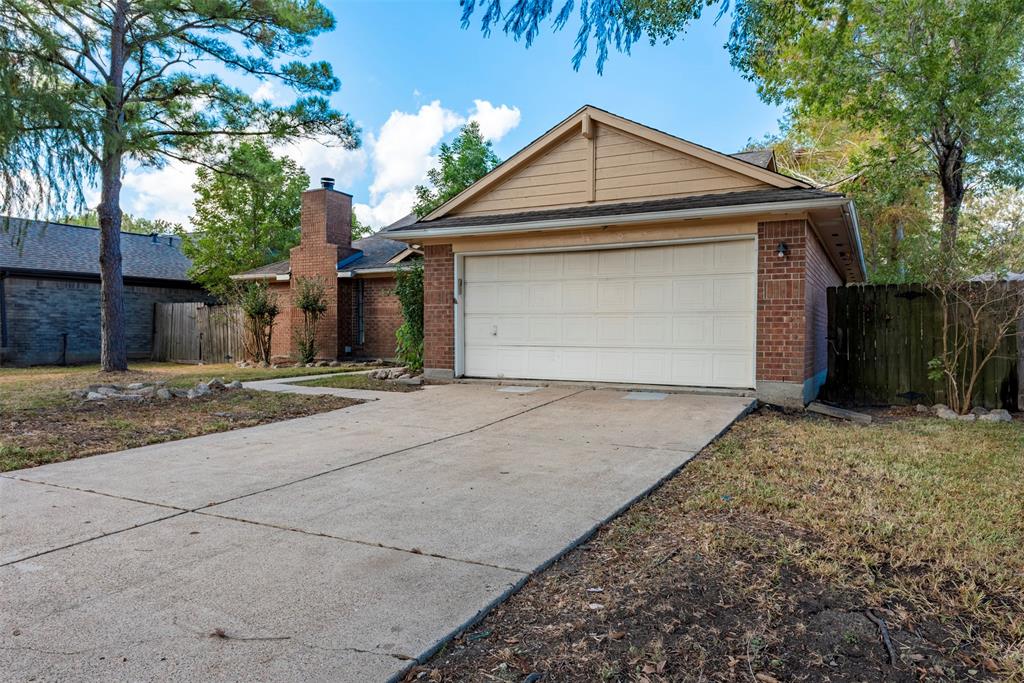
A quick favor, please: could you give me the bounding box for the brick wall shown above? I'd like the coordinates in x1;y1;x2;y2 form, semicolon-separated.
756;220;808;384
1;275;207;365
423;244;454;372
346;276;401;359
268;280;292;360
284;186;354;360
804;227;842;380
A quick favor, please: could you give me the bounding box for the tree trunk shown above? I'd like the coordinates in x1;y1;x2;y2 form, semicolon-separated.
98;0;129;372
937;142;965;257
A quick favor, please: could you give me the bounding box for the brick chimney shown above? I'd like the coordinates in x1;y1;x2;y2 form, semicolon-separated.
288;178;354;360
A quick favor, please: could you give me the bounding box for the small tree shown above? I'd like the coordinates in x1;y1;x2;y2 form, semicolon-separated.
927;211;1024;413
236;282;279;366
293;276;328;364
394;261;424;372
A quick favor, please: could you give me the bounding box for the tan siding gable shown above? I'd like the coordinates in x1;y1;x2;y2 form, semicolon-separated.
451;121;772;217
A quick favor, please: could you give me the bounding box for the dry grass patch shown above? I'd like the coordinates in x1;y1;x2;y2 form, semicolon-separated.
413;410;1023;682
0;362;365;471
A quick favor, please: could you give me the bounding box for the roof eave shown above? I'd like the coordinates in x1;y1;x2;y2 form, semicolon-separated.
387;196;852;241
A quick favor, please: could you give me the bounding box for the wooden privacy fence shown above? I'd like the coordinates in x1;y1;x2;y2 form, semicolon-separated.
152;302;245;364
823;284;1021;409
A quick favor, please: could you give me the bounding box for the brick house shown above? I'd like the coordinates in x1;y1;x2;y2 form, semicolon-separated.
382;106;866;407
233;179;419;362
0;219;207;366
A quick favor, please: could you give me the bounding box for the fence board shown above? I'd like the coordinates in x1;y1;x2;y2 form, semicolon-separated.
152;302;244;364
823;284;1020;410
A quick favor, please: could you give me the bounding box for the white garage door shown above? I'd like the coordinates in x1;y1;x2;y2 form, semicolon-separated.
462;239;756;388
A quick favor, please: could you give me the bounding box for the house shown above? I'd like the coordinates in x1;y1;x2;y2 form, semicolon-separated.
0;219;206;366
383;105;866;407
232;180;419;361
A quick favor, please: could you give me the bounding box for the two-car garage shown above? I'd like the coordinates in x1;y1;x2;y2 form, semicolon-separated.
460;238;757;389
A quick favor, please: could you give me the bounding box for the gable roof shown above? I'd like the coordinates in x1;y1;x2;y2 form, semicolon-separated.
730;149;777;171
232;233;414;281
422;105;808;221
0;218;193;282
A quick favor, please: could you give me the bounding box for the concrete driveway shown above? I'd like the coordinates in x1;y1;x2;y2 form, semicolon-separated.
1;382;752;682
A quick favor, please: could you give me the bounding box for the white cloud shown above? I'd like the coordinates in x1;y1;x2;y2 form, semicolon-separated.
276;137;368;189
469;100;521;142
121;160;197;226
357;99;522;228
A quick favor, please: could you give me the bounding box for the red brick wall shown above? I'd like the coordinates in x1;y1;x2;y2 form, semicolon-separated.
423;244;455;371
345;276;402;359
804;227;842;379
268;281;292;360
757;220;808;383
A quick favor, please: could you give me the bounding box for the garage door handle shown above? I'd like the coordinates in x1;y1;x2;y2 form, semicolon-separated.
491;325;498;336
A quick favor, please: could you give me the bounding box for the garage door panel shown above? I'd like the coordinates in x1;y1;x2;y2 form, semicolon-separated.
714;276;755;310
463;240;754;388
597;281;634;311
563;317;597;345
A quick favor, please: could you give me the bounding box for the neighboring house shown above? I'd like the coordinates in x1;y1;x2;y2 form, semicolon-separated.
232;180;419;361
383;105;866;407
0;219;205;366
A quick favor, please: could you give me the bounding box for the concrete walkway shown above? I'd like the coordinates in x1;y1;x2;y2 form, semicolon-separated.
1;383;753;682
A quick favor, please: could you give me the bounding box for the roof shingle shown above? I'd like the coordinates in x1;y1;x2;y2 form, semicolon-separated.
0;218;193;282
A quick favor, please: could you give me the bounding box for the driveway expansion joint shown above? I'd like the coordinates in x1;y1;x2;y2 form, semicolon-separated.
192;509;530;575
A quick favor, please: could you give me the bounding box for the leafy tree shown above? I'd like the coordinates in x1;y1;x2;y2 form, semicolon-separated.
413;122;500;217
351;210;373;241
463;0;1024;258
0;0;358;371
178;140;308;297
61;209;182;235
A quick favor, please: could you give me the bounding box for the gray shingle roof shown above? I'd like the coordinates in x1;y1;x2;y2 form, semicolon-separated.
382;188;843;234
0;217;193;282
232;233;412;279
730;149;775;169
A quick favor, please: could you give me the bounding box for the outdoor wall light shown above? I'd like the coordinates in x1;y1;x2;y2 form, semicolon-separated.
776;241;790;258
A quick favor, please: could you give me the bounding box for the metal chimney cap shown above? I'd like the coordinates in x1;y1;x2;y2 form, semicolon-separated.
320;177;336;190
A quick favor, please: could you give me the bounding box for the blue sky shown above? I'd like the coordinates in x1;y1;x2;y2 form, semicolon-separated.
121;1;786;228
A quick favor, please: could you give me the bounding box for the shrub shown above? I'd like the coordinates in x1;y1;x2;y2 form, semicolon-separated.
292;276;328;364
394;261;424;372
236;281;279;365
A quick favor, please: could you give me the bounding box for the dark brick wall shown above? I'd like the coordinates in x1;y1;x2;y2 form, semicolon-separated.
1;275;206;366
756;219;808;384
345;276;401;360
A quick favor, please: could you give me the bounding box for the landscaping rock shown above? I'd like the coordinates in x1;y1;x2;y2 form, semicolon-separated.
113;394;144;402
126;382;146;390
970;406;989;416
228;380;243;390
316;360;330;367
96;386;119;396
131;385;156;397
935;407;960;420
156;388;173;400
931;403;950;415
979;409;1012;423
328;360;340;367
85;391;107;401
207;378;226;391
186;389;198;399
398;374;412;380
193;382;210;397
915;404;930;413
957;413;976;422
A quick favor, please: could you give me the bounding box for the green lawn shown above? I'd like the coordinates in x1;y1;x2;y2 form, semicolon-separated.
291;372;420;392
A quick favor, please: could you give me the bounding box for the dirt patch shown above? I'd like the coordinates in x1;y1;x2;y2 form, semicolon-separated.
1;389;357;471
408;409;1021;681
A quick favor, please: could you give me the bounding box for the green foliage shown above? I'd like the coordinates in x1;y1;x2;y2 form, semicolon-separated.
235;282;280;365
351;210;372;240
178;140;309;297
413;122;500;217
393;261;424;372
292;276;328;364
0;0;357;369
61;210;182;235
